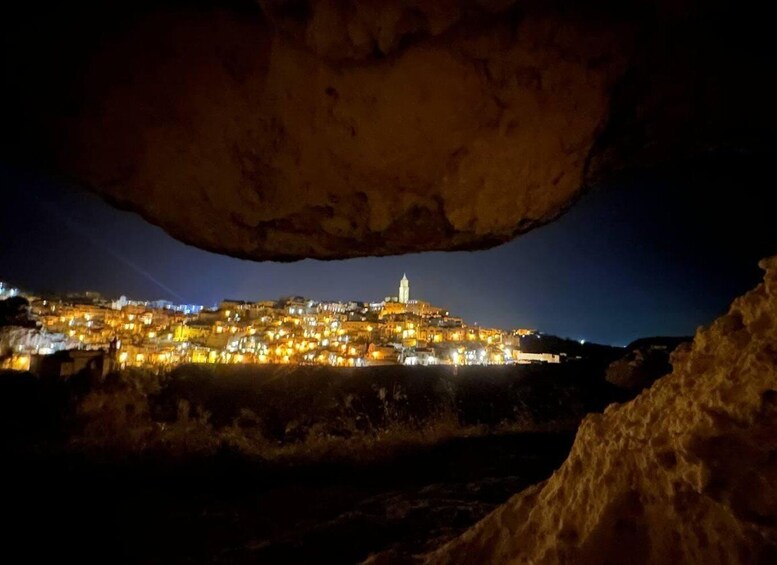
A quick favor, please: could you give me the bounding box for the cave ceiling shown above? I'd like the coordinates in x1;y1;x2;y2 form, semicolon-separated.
2;0;774;260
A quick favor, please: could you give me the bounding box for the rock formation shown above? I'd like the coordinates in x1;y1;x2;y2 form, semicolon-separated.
426;257;777;563
606;337;690;392
3;1;774;260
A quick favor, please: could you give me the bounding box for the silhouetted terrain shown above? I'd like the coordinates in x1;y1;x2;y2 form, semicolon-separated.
2;357;631;563
607;336;691;391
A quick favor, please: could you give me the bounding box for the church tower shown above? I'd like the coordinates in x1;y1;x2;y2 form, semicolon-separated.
399;273;410;304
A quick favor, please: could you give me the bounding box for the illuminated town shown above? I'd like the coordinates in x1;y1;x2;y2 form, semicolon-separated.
1;276;560;375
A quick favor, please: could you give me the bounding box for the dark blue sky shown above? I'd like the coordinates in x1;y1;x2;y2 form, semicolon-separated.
2;156;773;345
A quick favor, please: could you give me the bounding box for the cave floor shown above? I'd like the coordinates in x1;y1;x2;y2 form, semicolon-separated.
7;432;573;564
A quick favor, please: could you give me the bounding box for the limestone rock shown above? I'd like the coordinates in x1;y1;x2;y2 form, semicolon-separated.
426;257;777;563
3;1;774;260
62;2;629;260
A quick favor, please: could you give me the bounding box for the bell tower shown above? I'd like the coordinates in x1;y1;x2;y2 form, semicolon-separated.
399;274;409;304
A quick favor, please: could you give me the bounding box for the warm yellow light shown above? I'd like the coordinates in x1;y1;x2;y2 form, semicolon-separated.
9;354;30;371
191;350;208;363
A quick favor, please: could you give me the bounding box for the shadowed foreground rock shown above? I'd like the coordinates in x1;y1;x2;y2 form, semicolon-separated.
3;0;775;259
426;257;777;563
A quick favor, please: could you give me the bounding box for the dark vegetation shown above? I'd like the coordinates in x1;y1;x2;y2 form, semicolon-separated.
0;295;37;328
2;360;628;460
2;354;634;563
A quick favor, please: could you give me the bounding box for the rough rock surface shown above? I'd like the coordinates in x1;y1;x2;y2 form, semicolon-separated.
3;1;775;260
426;257;777;563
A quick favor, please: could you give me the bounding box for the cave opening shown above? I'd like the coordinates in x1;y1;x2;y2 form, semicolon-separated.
2;0;776;562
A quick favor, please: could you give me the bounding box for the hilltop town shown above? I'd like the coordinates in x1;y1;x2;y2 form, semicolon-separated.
1;276;561;375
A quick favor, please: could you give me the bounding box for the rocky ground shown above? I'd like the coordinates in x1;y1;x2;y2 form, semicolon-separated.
6;431;571;564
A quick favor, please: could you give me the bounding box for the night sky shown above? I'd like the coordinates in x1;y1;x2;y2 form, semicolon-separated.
2;155;774;346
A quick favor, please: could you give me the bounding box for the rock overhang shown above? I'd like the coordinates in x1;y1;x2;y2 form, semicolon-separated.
1;0;775;260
